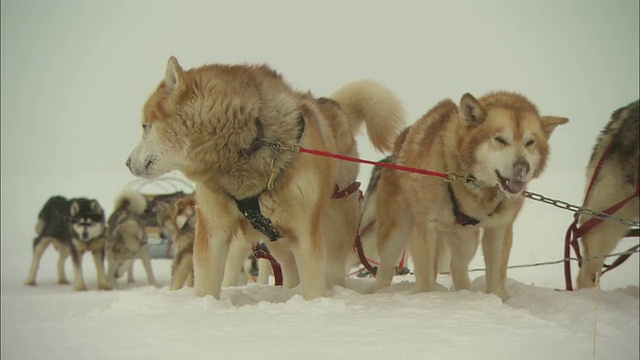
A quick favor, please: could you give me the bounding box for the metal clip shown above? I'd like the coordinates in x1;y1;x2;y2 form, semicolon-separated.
444;171;461;182
267;157;278;190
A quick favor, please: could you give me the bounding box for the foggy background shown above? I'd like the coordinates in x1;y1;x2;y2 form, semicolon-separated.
2;0;638;277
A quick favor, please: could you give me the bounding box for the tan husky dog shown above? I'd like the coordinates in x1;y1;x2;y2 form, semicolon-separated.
127;57;405;300
576;100;639;289
372;92;567;301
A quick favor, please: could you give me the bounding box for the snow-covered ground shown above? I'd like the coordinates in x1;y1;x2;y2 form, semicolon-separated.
1;228;638;360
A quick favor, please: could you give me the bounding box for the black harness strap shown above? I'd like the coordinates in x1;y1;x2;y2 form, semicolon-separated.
447;183;480;226
235;196;281;241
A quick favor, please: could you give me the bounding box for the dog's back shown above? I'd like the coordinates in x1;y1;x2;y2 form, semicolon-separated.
587;100;639;194
36;196;72;241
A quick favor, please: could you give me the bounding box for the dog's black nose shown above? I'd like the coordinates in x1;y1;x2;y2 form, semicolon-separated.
126;157;131;169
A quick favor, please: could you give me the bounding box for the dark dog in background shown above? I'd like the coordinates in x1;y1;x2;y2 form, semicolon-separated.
25;196;109;290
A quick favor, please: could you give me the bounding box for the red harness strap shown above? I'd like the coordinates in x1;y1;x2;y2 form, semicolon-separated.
332;182;361;199
354;220;377;273
252;243;283;286
564;140;639;290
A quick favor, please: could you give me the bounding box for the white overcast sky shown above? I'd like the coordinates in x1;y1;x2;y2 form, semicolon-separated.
1;0;638;243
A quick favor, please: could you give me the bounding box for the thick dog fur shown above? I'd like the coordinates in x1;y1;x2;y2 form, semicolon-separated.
347;154;451;275
372;92;567;301
577;100;639;288
104;190;157;289
127;57;405;299
25;196;108;290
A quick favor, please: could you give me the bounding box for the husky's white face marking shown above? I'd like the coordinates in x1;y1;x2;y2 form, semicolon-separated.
73;219;104;241
127;122;185;178
472;111;543;196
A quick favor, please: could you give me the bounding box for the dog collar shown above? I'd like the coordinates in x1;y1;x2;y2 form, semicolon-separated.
447;183;480;226
241;115;305;157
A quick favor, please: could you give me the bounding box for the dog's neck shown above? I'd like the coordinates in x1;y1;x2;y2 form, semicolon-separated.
449;179;505;223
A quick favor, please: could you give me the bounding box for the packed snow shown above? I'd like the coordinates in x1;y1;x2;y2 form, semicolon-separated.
2;1;638;359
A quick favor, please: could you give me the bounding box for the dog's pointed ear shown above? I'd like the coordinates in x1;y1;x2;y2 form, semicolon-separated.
70;201;79;216
164;56;184;92
459;93;486;127
539;116;569;138
90;200;103;214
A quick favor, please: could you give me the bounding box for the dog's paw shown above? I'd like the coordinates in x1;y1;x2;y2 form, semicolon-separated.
24;280;36;286
98;283;112;291
58;279;69;285
73;284;88;291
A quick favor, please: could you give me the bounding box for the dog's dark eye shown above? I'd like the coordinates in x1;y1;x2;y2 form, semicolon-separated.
525;139;535;147
494;136;507;145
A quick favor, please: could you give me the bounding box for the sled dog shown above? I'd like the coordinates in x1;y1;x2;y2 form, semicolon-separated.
577;100;639;288
25;196;108;290
153;191;191;240
372;92;568;301
104;190;157;288
169;195;196;290
127;56;405;299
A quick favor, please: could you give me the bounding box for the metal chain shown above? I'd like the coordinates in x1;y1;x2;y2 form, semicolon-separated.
427;247;640;275
523;190;640;227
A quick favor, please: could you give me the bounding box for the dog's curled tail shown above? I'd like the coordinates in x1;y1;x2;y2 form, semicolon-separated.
330;80;406;153
113;190;148;215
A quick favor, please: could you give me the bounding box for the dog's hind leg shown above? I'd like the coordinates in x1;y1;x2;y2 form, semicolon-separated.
446;228;479;291
25;236;53;286
170;255;193;290
138;244;158;287
325;198;358;289
222;237;250;287
126;262;135;283
53;242;70;284
373;215;410;292
577;221;631;289
410;222;439;294
257;258;272;285
265;240;299;288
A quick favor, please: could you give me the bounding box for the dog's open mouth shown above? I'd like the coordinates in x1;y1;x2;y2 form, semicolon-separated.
495;170;527;195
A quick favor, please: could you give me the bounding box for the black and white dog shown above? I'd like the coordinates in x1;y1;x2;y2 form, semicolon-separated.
25;196;108;290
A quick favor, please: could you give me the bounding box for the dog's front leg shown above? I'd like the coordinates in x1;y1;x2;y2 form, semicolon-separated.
193;211;231;299
139;244;158;287
24;236;53;286
446;228;480;291
54;243;71;284
70;241;87;291
91;248;109;290
292;229;327;300
481;225;513;301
